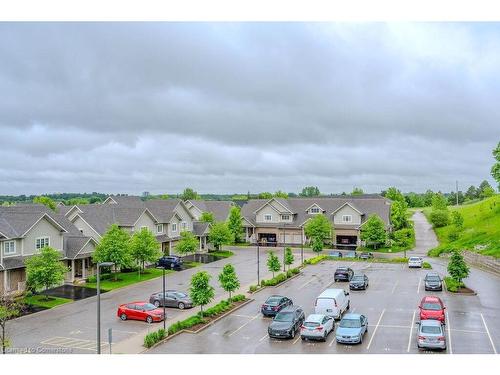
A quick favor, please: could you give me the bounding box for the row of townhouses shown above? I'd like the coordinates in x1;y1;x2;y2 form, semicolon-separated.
0;194;391;294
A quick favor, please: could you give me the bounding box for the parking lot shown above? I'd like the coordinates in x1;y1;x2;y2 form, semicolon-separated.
147;259;499;354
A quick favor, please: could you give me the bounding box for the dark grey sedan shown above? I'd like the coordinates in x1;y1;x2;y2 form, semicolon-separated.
149;290;193;309
268;305;305;339
349;274;369;290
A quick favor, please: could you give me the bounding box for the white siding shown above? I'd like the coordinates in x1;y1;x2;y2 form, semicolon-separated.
333;205;362;225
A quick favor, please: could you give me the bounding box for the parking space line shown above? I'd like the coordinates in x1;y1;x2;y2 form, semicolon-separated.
480;313;497;354
259;334;269;342
298;277;316;290
366;308;385;350
391;280;399;294
228;313;260;336
328;336;336;347
417;277;422;294
446;311;452;354
232;314;256;319
407;310;416;352
292;335;301;345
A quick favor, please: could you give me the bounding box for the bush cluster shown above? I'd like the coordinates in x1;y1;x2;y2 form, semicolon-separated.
444;276;464;292
87;273;112;283
249;285;259;293
422;262;432;269
303;255;328;265
143;328;167;348
429;209;450;228
261;267;300;287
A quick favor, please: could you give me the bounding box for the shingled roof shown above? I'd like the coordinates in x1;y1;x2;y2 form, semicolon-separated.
187;200;233;222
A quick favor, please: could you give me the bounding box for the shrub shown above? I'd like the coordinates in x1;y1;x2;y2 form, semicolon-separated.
249;285;259;293
230;294;246;302
444;276;463;292
304;255;328;265
448;230;460;241
429;209;449;228
422;262;432;269
143;328;166;348
87;273;112;283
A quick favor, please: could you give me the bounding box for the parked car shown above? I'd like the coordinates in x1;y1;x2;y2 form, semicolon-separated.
300;314;335;341
408;256;423;268
417;320;447;351
261;295;293;317
149;290;193;309
424;273;443;291
344;251;357;258
314;288;350;319
268;305;305;339
335;314;368;344
158;255;183;269
117;302;165;323
419;296;446;322
334;266;354;282
329;251;343;258
359;252;373;260
349;274;369;290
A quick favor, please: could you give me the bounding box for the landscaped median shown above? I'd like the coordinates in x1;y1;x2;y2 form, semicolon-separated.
84;268;176;291
248;267;302;293
143;294;250;348
303;253;432;268
20;293;72;309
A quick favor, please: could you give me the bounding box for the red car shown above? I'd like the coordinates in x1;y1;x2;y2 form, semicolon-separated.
419;296;446;322
117;302;165;323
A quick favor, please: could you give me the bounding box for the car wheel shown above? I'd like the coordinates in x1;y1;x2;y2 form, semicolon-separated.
178;302;185;310
301;336;306;341
322;332;327;342
153;300;160;308
120;313;127;321
347;301;350;310
146;316;153;324
359;334;363;344
290;328;295;339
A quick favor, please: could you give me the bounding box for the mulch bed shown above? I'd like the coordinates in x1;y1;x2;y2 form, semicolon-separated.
453;286;476;295
185;299;250;333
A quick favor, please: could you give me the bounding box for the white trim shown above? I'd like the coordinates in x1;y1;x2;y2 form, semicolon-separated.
304;203;324;213
342;215;353;223
263;214;273;222
331;202;363;216
103;196;118;204
241;217;255;227
71;214;103;239
72;237;98;259
64;205;83;217
132;209;160;228
176;200;197;220
171;222;178;233
0;230;8;239
3;240;16;255
156;223;164;234
253;198;293;215
21;213;67;237
35;236;50;250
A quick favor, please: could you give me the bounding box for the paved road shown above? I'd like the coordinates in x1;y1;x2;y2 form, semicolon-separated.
6;247;308;354
411;211;439;256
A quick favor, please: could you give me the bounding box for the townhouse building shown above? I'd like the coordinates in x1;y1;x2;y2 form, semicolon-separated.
240;195;392;248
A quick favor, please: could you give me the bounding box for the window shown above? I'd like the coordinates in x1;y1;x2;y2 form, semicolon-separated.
180;222;187;231
264;214;272;221
35;237;50;250
342;215;352;223
140;226;148;231
156;224;164;233
3;241;15;255
171;223;177;232
310;207;320;214
281;214;290;221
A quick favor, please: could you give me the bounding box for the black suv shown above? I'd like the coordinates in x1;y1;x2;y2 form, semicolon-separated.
261;295;293;317
268;305;305;339
334;266;354;282
158;255;183;269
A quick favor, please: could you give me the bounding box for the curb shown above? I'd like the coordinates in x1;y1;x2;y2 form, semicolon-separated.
248;270;304;294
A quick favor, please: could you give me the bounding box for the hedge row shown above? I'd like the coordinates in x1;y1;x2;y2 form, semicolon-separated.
144;328;166;348
444;276;464;292
260;267;300;287
303;255;329;265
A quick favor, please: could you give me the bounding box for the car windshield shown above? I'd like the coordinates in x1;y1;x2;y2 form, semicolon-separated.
426;276;440;282
142;303;157;311
422;303;442;310
172;292;187;298
265;297;282;306
340;319;361;328
421;325;442;334
304;321;320;327
352;276;364;281
274;312;294;322
410;257;420;261
336;268;348;272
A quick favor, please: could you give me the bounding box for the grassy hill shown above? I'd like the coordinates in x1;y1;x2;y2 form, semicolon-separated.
426;195;500;258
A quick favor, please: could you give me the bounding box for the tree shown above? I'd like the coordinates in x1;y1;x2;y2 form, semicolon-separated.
423;189;435;207
465;185;479;201
405;192;424;208
25;247;68;299
481;185;495;198
284;247;294;270
227;206;244;243
189;271;215;317
390;200;409;230
200;211;215;224
385;187;405;203
208;222;234;250
351;187;364;196
33;196;56;211
181;188;199;201
447;250;470;284
92;224;132;281
491;141;500;190
267;251;281;278
129;228;161;276
304;214;333;253
0;295;23;354
218;264;240;299
431;193;448;210
451;211;464;229
429;209;449;228
175;231;199;256
300;186;320;197
258;192;273;199
360;214;387;249
274;190;288;198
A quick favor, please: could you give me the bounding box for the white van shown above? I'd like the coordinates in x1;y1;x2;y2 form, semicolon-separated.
314;289;350;319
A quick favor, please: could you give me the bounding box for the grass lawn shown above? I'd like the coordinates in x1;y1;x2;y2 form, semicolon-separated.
184;261;202;268
22;294;72;308
207;250;234;258
428;195;500;258
84;268;175;291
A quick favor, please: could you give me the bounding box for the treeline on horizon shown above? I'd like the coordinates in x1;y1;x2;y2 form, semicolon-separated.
0;180;496;208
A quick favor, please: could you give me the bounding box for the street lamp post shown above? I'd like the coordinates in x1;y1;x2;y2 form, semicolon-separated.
97;261;114;354
162;266;166;330
282;224;286;272
257;242;260;286
301;228;304;265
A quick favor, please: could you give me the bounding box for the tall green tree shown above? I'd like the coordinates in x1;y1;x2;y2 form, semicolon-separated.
431;193;448;210
360;214;387;249
451;211;464;229
351;187;364;196
423;189;435;207
175;231;199;256
200;211;215;224
0;296;23;354
181;188;200;201
208;222;234;250
92;224;132;280
429;209;449;228
304;214;333;253
465;185;479;201
129;228;162;275
274;191;288;198
218;264;240;299
258;192;273;199
480;185;495;198
189;271;215;317
390;200;409;230
447;250;470;284
385;187;405;202
267;251;281;278
284;247;294;270
227;206;244;243
300;186;320;197
25;247;68;299
492;141;500;190
33;196;57;211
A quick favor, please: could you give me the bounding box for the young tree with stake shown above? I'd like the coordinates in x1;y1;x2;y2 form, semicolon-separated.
218;264;240;300
284;247;294;270
189;271;215;317
25;247;68;300
267;251;281;278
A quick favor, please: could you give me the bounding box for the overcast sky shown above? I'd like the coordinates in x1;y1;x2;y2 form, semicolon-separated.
0;22;498;196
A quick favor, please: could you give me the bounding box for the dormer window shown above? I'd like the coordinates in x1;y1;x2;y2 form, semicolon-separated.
342;215;352;223
264;214;272;221
310;207;321;214
281;214;291;221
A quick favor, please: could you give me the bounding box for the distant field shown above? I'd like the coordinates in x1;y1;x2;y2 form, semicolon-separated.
428;195;500;258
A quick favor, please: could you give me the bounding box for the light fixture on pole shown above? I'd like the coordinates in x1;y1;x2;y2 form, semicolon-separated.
97;262;114;354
